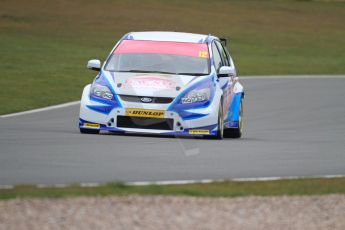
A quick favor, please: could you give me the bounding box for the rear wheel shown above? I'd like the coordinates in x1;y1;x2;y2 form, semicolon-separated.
80;128;100;134
224;101;243;138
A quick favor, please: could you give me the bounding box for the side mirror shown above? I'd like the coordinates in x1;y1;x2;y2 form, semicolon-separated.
218;66;236;78
87;59;101;71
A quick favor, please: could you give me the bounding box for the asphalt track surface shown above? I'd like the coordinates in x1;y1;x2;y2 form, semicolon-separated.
1;76;345;185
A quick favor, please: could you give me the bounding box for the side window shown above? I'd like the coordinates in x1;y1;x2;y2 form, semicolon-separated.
224;47;232;67
215;41;230;66
212;42;223;73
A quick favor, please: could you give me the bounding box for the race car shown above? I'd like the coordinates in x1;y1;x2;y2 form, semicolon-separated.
79;31;244;139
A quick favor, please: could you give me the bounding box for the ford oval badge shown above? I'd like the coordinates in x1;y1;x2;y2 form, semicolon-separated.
140;97;153;103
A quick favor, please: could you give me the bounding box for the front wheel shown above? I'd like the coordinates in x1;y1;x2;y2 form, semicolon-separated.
224;101;243;138
215;102;224;140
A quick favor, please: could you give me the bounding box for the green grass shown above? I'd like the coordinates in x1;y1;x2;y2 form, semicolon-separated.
1;178;345;200
1;0;345;114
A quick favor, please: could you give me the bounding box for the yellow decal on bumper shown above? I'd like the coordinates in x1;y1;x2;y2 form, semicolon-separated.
189;129;210;134
83;123;100;129
125;108;165;118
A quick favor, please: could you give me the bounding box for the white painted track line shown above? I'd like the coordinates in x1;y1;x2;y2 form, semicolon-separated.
1;175;344;189
127;175;345;186
0;185;14;189
242;75;345;80
1;101;80;118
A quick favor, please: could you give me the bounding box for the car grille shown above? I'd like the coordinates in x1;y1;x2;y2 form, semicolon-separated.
119;95;174;104
117;116;174;130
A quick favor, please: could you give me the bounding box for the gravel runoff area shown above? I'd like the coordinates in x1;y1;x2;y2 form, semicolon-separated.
1;195;345;230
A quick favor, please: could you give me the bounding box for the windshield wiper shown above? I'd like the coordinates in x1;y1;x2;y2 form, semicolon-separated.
116;70;176;74
176;73;207;76
113;70;208;76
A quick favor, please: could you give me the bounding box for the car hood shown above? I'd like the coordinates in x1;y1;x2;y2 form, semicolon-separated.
103;71;200;98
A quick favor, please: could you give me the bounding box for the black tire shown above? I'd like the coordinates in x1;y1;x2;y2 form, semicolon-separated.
215;102;224;140
80;128;100;134
224;101;243;138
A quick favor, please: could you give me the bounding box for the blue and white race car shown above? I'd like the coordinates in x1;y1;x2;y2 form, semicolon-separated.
79;31;244;139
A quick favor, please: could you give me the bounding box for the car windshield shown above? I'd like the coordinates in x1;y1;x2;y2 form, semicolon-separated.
105;40;210;76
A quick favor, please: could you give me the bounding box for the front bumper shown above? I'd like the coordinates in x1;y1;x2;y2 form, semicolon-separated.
79;85;220;136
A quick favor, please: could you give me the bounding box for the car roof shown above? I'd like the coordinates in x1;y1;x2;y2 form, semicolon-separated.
125;31;218;44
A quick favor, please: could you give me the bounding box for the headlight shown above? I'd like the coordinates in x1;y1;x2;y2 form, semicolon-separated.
91;84;113;100
181;88;210;104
